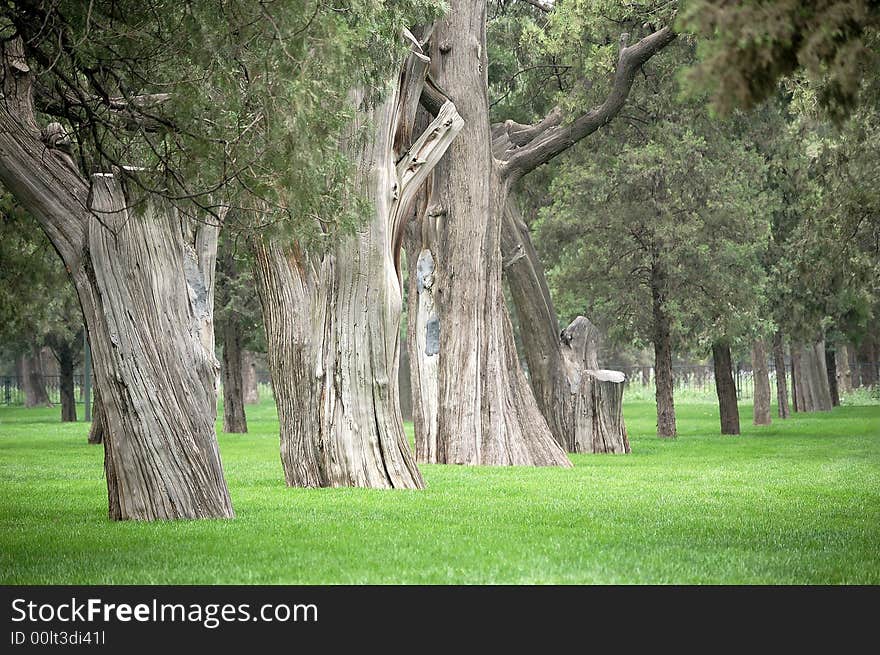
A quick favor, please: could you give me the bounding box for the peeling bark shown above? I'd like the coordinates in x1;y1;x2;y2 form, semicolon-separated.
0;38;233;520
254;46;463;488
751;338;771;426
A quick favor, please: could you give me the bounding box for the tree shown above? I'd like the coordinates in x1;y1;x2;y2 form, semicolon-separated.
752;338;772;425
406;0;672;462
252;28;463;488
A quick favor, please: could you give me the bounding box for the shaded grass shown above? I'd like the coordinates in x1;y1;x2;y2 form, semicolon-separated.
0;398;878;584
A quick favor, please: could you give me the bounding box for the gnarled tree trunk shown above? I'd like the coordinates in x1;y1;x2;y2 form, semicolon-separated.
501;201;627;453
712;342;740;435
253;46;462;488
751;338;771;426
221;319;248;433
0;38;233;519
772;330;790;418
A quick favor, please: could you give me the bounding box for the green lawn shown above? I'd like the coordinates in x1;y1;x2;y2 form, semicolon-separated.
1;398;878;584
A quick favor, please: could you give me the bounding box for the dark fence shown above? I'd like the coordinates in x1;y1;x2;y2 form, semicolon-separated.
612;362;879;400
1;375;87;406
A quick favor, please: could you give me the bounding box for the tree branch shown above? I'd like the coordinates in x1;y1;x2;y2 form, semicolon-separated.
522;0;554;12
499;26;676;181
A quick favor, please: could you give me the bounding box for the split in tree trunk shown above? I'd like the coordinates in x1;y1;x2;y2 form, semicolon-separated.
501;201;628;453
836;343;852;394
88;389;105;445
0;38;234;520
825;345;840;407
253;43;462;488
751;338;772;426
772;331;790;419
221;319;248;433
712;342;740;435
242;350;259;404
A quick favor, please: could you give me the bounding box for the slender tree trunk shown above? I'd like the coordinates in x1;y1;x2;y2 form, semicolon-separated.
712;342;740;435
241;350;259;404
88;389;105;445
836;343;852;394
751;338;771;426
221;320;248;433
57;342;77;422
22;350;51;407
651;263;676;437
501;200;627;453
825;345;840;407
0;39;233;520
772;331;790;418
253;52;463;488
791;343;802;412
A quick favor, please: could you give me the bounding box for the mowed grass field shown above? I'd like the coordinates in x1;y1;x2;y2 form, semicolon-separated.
1;396;878;584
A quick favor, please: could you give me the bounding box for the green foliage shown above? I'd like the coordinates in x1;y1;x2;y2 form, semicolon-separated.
679;0;880;122
1;400;878;583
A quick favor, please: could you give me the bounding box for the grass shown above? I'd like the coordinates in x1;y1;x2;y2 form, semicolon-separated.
0;397;878;584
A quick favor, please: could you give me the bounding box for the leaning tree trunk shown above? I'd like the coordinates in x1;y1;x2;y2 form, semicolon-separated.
772;331;790;418
751;338;771;426
220;319;248;434
712;342;740;435
0;38;233;520
21;350;51;407
794;339;833;412
651;263;677;438
241;350;259;404
825;344;840;407
57;341;77;422
500;200;627;453
253;46;463;488
88;389;105;445
836;343;852;394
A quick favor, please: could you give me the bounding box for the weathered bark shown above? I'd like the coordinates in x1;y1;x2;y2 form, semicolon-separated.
57;342;77;422
88;389;105;445
825;345;840;407
501;202;627;452
20;351;51;407
792;340;833;412
651;263;676;437
772;331;790;418
712;342;740;435
0;38;233;520
241;350;259;404
751;338;771;426
836;343;852;394
221;319;248;433
253;45;462;488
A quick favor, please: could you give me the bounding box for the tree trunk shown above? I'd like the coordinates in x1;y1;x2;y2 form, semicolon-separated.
712;342;740;435
221;319;248;433
88;389;105;445
501;201;628;453
241;350;259;404
406;4;571;467
651;263;676;438
825;345;840;407
836;343;852;394
57;341;77;422
772;331;790;418
751;338;771;426
792;340;833;412
21;350;51;407
0;39;234;520
791;344;802;412
253;50;462;488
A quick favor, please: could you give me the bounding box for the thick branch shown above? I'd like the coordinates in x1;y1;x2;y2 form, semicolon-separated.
33;82;172;132
499;26;675;181
522;0;554;12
